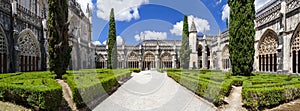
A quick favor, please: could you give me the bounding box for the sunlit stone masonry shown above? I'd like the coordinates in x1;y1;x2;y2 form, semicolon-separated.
0;0;95;73
96;0;300;74
1;0;300;74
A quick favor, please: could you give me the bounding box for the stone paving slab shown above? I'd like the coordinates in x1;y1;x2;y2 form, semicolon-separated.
93;71;217;111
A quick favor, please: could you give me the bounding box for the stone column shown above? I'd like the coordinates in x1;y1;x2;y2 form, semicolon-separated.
202;46;207;69
155;55;159;69
172;54;176;68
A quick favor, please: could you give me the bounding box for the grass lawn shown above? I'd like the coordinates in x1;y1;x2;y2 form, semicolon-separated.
165;69;300;110
0;69;134;110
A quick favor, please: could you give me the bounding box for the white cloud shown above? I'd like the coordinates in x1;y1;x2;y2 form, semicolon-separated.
92;41;102;45
255;0;271;10
102;40;107;45
76;0;94;16
134;31;167;41
170;15;210;36
96;0;149;21
222;4;230;21
216;0;222;5
117;36;124;45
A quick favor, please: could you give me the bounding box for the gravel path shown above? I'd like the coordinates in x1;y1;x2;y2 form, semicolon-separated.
93;70;217;111
220;86;247;111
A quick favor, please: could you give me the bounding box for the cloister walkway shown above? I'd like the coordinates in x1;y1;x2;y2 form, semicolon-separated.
93;70;217;111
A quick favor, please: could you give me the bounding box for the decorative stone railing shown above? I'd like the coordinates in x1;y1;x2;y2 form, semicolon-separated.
221;30;229;43
256;4;281;27
16;3;41;27
286;0;300;13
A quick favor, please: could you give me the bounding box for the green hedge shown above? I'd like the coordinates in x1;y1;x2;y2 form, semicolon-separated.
65;69;131;108
167;69;232;106
0;72;62;110
242;75;300;110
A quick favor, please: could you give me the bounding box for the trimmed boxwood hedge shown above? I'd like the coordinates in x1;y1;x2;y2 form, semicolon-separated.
167;69;232;106
64;69;132;108
0;72;62;110
242;74;300;110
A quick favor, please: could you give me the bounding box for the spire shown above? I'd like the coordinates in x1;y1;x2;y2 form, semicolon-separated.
190;18;197;33
203;28;206;39
218;27;221;36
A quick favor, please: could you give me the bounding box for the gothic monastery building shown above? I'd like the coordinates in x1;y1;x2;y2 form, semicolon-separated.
1;0;300;74
0;0;94;73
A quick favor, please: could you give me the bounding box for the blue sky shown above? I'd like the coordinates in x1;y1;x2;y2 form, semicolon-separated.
76;0;271;45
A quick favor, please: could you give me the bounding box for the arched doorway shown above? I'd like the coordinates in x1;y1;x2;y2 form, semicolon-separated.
0;26;8;73
95;54;105;68
258;30;278;72
160;52;172;69
127;52;139;68
291;28;300;73
143;52;155;70
198;45;203;68
18;29;41;72
222;45;231;70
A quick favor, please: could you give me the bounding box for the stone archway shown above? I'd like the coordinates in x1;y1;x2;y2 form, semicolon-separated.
291;25;300;73
160;52;172;69
96;54;106;68
222;45;231;70
258;30;278;72
18;29;41;72
143;52;155;70
127;52;139;68
0;25;8;73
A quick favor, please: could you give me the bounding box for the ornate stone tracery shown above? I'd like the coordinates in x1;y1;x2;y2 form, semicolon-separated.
160;52;172;68
258;31;278;72
143;52;155;70
291;30;300;73
0;26;8;73
222;45;230;70
95;54;105;68
127;52;139;68
18;30;40;72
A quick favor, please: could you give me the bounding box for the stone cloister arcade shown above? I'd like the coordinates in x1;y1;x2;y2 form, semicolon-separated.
291;25;300;73
0;26;8;73
258;30;278;72
18;29;41;72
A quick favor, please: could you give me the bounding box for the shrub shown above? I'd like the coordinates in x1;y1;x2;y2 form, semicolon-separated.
167;69;232;106
65;69;131;108
0;78;62;110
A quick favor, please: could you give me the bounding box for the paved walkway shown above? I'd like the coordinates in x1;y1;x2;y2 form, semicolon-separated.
93;70;217;111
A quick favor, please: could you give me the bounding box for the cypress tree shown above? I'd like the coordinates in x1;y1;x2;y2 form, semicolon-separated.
108;8;118;69
228;0;255;76
48;0;72;79
180;15;192;69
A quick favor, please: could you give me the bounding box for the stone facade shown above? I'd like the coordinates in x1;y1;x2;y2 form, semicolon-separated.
0;0;94;73
96;0;300;74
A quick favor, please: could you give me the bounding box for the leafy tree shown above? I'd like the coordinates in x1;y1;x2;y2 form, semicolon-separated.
108;8;118;69
180;15;192;69
48;0;72;79
228;0;255;76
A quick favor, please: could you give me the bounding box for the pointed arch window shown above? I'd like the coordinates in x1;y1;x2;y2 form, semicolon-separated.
258;32;277;72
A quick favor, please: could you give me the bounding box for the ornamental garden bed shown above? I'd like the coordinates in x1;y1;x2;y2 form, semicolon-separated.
0;69;133;110
166;69;300;110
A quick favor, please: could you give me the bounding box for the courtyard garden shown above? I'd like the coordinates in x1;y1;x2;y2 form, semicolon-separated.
165;69;300;110
0;69;133;110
